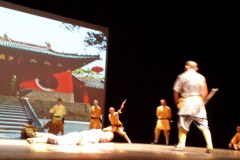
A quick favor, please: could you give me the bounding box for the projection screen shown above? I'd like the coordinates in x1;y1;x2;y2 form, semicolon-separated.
0;1;108;138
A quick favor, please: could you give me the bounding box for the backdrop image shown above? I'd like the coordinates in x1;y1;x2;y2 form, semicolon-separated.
0;2;108;139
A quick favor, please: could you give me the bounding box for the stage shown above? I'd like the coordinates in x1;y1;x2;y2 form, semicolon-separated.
0;139;239;160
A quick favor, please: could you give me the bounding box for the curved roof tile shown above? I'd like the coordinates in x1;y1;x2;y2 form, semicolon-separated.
0;37;100;59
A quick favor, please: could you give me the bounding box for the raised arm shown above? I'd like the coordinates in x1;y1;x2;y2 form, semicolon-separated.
118;99;127;113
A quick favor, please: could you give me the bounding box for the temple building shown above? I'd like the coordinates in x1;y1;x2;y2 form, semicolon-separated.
0;36;104;103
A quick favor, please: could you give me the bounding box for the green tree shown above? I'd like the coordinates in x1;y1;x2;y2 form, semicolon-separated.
60;23;107;53
84;31;107;53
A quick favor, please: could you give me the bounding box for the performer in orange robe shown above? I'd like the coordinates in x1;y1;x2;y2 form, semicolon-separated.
152;99;172;145
103;99;131;143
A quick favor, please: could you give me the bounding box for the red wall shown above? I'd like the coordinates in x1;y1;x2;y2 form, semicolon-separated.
19;71;73;93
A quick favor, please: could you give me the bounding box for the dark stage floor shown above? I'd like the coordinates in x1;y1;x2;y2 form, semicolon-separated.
0;139;239;160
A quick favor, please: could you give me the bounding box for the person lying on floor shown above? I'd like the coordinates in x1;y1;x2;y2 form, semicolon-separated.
26;128;114;145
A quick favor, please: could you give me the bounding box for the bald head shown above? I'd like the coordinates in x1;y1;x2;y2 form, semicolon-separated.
237;126;240;133
185;60;198;70
160;99;166;106
93;100;99;105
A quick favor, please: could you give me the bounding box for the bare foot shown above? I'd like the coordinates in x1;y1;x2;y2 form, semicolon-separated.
27;138;33;144
47;138;58;144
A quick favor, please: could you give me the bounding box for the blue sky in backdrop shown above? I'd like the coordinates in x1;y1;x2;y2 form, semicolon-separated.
0;6;107;77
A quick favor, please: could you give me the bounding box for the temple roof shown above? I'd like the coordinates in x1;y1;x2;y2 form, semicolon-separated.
0;36;100;59
73;75;104;90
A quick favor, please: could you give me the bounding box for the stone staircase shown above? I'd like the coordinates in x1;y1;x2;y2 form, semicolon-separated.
0;96;31;139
